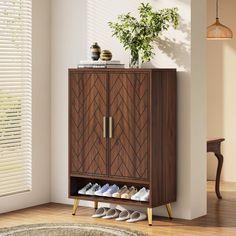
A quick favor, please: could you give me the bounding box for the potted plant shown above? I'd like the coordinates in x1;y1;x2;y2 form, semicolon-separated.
108;3;179;68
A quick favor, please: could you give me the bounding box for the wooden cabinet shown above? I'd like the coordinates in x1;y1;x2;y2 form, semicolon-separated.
69;68;177;225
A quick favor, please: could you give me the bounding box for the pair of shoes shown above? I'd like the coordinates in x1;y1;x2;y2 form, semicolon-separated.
120;186;137;199
95;184;119;197
111;185;137;199
78;183;101;195
86;183;101;195
92;207;121;219
117;210;147;223
112;185;128;198
131;187;150;202
78;182;92;195
127;211;147;223
94;184;109;196
92;207;147;223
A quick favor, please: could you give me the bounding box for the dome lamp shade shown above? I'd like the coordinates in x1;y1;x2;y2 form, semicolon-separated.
207;0;233;40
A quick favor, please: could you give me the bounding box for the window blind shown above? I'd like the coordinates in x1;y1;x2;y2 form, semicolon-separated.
0;0;32;197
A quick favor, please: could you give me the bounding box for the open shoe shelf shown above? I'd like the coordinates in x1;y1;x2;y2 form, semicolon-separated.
69;176;150;207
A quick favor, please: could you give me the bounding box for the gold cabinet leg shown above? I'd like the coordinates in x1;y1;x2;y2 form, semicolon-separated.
165;203;173;219
72;198;79;215
147;208;153;226
94;201;98;210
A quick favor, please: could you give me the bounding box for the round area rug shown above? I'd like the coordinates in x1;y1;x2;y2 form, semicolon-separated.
0;223;148;236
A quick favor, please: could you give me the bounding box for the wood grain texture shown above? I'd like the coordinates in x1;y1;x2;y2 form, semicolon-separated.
109;72;149;181
160;70;177;204
69;71;108;176
1;182;236;236
68;68;177;209
150;70;163;207
150;70;177;207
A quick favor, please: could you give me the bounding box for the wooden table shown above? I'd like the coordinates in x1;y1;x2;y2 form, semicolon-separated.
207;138;225;199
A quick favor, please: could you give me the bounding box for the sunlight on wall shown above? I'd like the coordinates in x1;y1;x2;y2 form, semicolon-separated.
87;0;132;65
51;0;207;220
86;0;198;219
87;0;190;71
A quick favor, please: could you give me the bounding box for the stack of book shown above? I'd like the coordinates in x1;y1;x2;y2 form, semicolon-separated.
77;60;125;69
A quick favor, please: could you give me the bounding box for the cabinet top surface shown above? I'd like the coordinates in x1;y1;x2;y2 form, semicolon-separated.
69;68;176;72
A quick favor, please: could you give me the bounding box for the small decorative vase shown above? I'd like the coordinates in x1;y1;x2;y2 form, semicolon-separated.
100;50;112;61
129;50;140;68
90;42;101;61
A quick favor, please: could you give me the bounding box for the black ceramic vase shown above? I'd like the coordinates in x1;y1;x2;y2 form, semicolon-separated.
90;42;101;61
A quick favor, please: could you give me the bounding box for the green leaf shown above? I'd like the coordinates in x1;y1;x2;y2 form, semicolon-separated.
108;3;180;63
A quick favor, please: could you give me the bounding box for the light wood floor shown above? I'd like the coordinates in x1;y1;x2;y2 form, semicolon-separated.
1;181;236;236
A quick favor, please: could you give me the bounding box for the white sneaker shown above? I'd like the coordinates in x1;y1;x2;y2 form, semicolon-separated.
140;189;150;202
131;187;147;201
78;182;92;195
103;184;119;197
85;183;101;195
94;184;110;196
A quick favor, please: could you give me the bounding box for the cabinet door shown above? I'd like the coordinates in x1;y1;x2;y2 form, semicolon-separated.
109;72;149;180
69;72;108;176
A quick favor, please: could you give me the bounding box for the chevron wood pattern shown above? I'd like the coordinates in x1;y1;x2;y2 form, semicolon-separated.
69;68;177;209
109;72;149;180
69;72;108;176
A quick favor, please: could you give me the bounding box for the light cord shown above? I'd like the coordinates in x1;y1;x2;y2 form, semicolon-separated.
216;0;219;19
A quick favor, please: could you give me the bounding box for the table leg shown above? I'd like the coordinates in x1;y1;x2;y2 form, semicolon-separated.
215;153;223;199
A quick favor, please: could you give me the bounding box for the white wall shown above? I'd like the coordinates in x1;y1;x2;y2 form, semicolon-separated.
0;0;51;214
51;0;207;219
207;0;236;182
190;0;207;218
51;0;87;204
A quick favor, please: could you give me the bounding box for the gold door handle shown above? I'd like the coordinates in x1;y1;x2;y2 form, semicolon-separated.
109;117;113;138
103;117;106;138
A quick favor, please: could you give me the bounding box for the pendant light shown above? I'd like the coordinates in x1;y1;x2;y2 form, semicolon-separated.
207;0;233;40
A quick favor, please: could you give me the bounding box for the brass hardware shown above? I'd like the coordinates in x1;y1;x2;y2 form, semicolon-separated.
103;117;106;138
94;201;98;209
109;117;113;138
72;198;79;215
166;203;173;219
147;208;152;226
